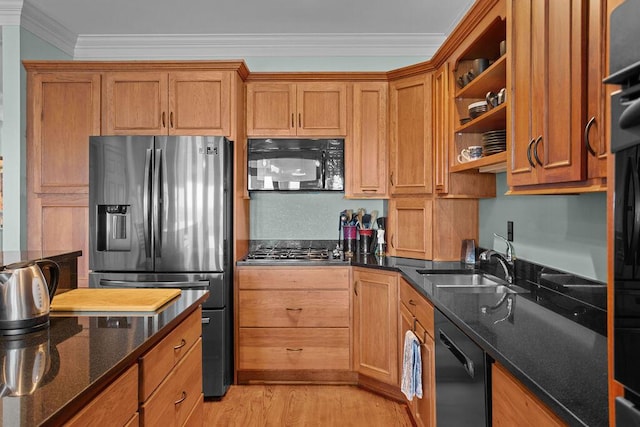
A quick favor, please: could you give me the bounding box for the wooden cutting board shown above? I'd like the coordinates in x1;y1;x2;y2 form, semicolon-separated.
50;288;182;312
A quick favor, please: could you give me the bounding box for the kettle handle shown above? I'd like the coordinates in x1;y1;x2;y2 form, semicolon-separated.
35;260;60;303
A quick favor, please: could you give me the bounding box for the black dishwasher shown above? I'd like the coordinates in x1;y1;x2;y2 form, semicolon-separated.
435;308;490;426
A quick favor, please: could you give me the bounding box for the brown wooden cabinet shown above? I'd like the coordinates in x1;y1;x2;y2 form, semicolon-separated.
585;0;608;181
508;0;587;188
492;362;567;427
26;71;101;288
65;364;139;427
347;81;388;198
389;74;432;195
236;267;352;382
433;64;450;194
399;278;436;427
139;308;203;427
102;70;231;136
388;197;478;261
353;268;398;386
246;82;347;136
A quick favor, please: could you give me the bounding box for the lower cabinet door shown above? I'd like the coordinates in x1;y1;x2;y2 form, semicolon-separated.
238;328;350;370
141;339;203;427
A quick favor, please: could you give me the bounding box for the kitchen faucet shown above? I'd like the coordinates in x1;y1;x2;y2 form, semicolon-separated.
479;234;516;284
493;233;515;262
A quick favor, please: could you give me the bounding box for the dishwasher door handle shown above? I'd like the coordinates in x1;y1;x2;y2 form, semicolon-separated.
439;329;475;379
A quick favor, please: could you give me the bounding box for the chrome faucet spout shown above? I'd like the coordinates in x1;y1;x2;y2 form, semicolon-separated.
493;233;515;262
479;250;514;284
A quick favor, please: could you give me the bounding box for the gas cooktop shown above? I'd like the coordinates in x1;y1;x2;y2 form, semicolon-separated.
242;241;346;263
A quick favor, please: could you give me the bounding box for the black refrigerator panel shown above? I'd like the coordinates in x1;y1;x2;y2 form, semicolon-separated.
89;136;155;272
202;308;231;398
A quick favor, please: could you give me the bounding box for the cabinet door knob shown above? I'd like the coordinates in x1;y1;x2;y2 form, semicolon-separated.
174;391;187;405
173;338;187;350
526;139;536;168
533;136;543;166
584;116;597;156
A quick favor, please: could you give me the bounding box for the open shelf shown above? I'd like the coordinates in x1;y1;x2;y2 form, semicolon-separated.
455;56;507;98
450;151;507;174
455;103;507;134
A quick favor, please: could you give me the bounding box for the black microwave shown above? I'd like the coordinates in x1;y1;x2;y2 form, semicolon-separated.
247;138;344;191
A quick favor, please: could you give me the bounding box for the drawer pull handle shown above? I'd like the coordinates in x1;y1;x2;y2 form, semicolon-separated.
286;348;303;352
409;299;417;306
173;339;187;350
174;391;187;405
286;307;303;311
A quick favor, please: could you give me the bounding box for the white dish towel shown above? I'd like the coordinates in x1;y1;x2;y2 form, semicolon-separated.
401;329;423;401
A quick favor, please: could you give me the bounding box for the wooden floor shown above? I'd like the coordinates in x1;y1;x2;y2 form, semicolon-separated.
204;385;414;426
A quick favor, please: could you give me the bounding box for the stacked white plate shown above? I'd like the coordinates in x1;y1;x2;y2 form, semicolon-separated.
468;101;488;119
482;129;506;155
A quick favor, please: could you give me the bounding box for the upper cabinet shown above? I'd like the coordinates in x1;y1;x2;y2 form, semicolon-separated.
585;0;608;181
246;82;347;137
102;71;231;136
347;81;388;198
389;74;433;195
507;0;589;188
29;72;101;193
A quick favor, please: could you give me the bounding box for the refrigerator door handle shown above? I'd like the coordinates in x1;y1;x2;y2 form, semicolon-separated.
143;148;153;259
153;148;163;257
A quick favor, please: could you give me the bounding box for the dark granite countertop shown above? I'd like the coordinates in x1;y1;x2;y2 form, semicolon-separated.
0;289;208;426
238;251;607;426
351;255;608;427
0;250;82;268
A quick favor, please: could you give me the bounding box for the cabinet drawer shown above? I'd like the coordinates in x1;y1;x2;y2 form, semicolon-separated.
65;364;138;427
139;308;201;401
238;267;349;290
141;338;203;427
239;290;349;327
182;394;203;427
400;278;434;337
238;328;350;370
125;413;139;427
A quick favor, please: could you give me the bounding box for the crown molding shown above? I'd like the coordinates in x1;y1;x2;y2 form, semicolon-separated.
73;33;445;60
0;0;22;25
20;0;76;56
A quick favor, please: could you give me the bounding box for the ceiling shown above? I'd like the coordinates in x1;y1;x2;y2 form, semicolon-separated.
13;0;476;63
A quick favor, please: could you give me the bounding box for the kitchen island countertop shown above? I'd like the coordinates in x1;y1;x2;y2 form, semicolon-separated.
0;289;208;426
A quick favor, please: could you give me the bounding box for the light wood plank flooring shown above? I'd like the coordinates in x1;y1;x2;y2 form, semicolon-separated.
204;385;413;426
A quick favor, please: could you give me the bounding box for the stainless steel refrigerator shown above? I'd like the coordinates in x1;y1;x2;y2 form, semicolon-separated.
88;135;233;398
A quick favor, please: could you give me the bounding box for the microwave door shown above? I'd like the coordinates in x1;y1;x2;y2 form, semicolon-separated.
249;152;322;190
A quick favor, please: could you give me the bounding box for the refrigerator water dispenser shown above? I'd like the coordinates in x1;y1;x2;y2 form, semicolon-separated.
97;205;131;251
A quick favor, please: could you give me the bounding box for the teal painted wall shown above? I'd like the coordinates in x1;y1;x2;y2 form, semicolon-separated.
1;27;71;251
479;173;607;281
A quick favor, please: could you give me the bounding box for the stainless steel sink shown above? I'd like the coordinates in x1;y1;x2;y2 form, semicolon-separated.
416;270;528;293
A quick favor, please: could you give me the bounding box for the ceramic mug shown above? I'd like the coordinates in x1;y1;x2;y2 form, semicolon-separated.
458;146;483;163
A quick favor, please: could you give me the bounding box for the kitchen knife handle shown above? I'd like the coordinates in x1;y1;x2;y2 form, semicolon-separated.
143;149;152;259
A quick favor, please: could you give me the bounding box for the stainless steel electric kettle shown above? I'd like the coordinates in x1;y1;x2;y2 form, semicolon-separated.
0;259;59;335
